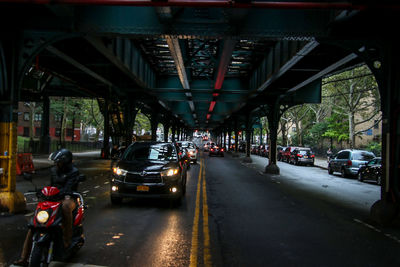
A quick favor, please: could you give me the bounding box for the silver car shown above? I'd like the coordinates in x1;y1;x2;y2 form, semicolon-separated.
328;149;375;178
176;141;199;163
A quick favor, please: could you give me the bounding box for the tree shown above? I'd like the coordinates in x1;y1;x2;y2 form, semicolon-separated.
323;65;380;148
322;112;349;148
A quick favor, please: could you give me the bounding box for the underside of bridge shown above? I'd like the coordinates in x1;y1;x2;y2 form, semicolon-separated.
1;1;400;223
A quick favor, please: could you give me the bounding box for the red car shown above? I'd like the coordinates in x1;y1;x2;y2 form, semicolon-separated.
281;146;298;163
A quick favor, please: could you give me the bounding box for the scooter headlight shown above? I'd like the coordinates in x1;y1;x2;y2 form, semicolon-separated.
36;210;50;224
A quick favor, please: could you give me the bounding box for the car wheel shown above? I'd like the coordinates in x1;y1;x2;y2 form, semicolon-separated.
328;166;333;175
341;168;347;178
358;171;364;182
377;175;382;186
111;196;123;205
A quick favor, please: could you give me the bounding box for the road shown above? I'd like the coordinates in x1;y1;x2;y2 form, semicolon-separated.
2;150;400;267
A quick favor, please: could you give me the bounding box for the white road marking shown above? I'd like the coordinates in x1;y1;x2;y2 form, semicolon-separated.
82;190;90;194
94;185;100;189
354;218;400;244
104;181;109;184
25;212;34;217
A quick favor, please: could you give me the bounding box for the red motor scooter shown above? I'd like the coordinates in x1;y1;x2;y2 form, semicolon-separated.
24;174;86;267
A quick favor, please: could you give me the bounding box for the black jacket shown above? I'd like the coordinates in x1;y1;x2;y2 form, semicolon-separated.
50;164;80;195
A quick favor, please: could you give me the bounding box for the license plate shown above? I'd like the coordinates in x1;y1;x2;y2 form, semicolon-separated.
137;185;149;192
304;156;308;158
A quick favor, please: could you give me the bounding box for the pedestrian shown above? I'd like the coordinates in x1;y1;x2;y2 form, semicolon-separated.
327;148;332;162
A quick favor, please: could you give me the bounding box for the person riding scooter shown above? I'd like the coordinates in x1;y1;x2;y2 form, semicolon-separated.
14;148;81;266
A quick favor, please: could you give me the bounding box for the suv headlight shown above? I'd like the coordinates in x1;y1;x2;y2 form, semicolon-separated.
36;210;50;224
113;167;127;176
161;168;179;177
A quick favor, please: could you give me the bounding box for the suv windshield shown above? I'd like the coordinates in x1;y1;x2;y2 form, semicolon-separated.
352;151;375;161
178;142;195;149
123;144;177;161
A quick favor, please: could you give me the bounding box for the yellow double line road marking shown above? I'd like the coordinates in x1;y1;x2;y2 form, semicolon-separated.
190;157;212;267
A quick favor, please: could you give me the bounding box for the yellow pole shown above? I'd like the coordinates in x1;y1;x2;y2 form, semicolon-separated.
0;121;26;213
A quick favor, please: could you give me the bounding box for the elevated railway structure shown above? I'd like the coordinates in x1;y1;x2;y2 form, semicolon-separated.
0;1;399;223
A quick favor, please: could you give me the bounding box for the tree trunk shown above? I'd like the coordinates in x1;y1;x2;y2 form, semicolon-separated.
281;120;287;146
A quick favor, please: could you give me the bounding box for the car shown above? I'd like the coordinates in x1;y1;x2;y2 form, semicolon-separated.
251;144;259;154
176;141;199;164
209;143;224;157
328;149;376;178
281;146;298;163
358;157;382;185
110;142;188;205
277;146;285;161
258;144;268;157
203;141;211;152
289;147;315;166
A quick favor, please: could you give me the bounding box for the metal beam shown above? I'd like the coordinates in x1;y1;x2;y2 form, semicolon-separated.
250;40;319;94
207;39;237;121
46;45;116;88
286;53;358;94
86;36;155;89
165;36;197;125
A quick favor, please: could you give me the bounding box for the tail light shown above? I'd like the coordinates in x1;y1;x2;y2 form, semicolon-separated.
211;149;214;152
347;160;352;166
311;155;315;158
297;154;303;158
221;148;224;152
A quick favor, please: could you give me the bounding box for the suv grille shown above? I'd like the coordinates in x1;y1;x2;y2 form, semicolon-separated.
125;172;162;184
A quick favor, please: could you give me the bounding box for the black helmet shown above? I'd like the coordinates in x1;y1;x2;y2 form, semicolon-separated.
49;149;73;164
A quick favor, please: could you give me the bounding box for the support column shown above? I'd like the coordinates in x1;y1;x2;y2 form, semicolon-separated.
265;100;280;175
151;113;158;142
40;95;51;154
177;128;181;141
163;121;170;142
228;129;232;152
223;130;227;151
243;128;252;163
0;37;26;212
368;42;400;224
233;120;239;157
171;125;176;142
102;98;110;159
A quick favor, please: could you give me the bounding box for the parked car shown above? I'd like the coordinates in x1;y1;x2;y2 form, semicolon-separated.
251;144;259;154
289;147;315;166
281;146;298;163
277;146;285;161
328;149;376;178
238;142;246;153
110;142;188;205
258;144;268;157
209;143;224;157
176;141;199;164
358;157;382;185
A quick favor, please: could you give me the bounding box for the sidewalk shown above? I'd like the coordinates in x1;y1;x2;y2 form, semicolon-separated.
228;152;328;170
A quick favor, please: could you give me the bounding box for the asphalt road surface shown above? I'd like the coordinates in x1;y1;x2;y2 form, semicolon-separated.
2;151;400;267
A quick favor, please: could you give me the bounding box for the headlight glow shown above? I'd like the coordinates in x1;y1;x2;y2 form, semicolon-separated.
113;167;127;176
162;168;179;177
36;210;50;224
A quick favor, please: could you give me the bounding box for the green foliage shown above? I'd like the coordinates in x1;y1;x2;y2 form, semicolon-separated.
363;141;382;157
322;113;349;142
134;112;151;134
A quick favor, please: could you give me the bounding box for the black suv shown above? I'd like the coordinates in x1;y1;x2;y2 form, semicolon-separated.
110;142;188;205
